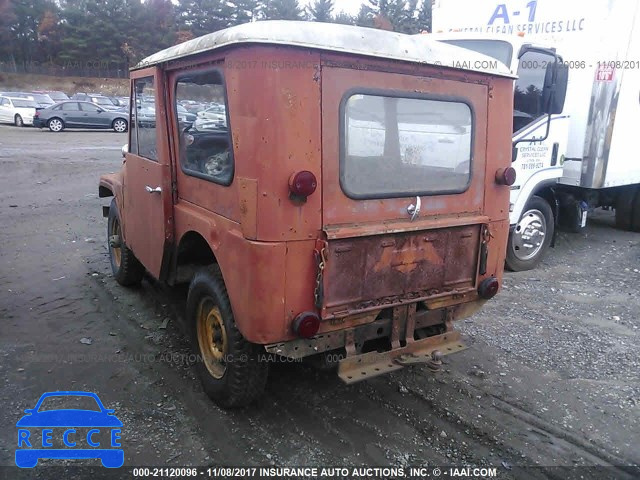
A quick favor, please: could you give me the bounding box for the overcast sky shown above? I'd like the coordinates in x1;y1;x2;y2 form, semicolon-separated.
302;0;366;16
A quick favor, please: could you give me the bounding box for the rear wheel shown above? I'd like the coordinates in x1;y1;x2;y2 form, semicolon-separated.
47;117;64;132
187;265;268;408
615;187;639;231
506;195;554;272
14;114;24;127
112;118;128;133
107;198;144;286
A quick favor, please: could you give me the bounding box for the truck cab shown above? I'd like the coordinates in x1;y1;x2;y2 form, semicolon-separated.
434;33;569;270
99;21;515;408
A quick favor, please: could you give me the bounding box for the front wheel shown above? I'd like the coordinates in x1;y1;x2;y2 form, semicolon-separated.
107;198;144;286
187;265;268;408
112;118;128;133
506;195;554;272
14;114;24;127
47;118;64;132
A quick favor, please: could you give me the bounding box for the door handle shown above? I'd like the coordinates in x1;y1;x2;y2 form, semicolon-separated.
145;186;162;194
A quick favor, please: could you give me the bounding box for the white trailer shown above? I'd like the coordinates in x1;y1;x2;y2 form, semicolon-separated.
431;0;640;270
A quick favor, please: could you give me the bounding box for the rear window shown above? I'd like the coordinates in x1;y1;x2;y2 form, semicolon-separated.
341;92;473;199
12;99;37;108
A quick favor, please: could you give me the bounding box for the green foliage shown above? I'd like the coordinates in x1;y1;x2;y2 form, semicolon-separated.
261;0;303;20
0;0;433;74
308;0;333;22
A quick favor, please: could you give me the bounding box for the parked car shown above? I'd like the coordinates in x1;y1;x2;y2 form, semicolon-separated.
0;96;37;126
70;93;119;111
27;93;55;109
177;104;197;123
36;90;69;103
33;101;129;133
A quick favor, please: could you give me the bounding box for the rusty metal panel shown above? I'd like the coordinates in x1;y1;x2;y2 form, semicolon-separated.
237;177;258;239
226;47;323;242
323;225;480;313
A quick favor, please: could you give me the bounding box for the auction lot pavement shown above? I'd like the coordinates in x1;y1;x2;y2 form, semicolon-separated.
0;125;638;478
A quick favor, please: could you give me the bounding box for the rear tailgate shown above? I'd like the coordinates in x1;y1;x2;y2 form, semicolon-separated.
320;65;489;317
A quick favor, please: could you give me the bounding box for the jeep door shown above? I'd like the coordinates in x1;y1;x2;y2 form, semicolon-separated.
121;70;173;279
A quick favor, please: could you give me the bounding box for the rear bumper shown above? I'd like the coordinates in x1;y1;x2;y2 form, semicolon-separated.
337;330;466;383
266;299;484;382
32;118;45;128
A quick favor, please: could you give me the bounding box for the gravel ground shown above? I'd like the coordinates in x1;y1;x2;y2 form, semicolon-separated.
0;125;638;479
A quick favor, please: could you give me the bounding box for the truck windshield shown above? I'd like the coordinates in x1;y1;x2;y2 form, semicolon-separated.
441;39;513;68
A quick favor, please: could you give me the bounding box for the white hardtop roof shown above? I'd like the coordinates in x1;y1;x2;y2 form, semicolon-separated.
136;20;513;78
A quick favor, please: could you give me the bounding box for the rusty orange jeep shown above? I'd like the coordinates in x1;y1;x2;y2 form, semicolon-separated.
99;21;516;408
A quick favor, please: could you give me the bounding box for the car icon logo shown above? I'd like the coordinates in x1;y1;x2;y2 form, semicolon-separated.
15;391;123;468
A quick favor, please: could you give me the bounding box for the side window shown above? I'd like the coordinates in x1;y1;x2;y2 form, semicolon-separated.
175;69;232;185
62;102;79;111
80;103;101;112
0;98;7;106
132;77;157;161
514;50;555;133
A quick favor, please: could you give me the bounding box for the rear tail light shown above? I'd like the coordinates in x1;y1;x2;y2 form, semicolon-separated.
292;311;320;338
495;167;517;186
288;171;317;201
34;111;39;118
478;277;500;299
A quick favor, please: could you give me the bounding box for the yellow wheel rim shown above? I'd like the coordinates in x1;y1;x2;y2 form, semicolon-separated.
110;217;122;268
196;299;227;379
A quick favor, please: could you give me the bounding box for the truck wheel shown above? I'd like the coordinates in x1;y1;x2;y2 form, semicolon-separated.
187;265;268;408
615;187;637;231
506;195;554;272
107;198;144;286
630;190;640;232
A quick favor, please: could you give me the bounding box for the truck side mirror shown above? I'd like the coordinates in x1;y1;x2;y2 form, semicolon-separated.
542;60;568;115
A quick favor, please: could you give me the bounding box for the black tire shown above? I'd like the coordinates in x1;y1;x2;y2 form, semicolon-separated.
107;198;144;286
112;118;128;133
506;195;554;272
187;265;268;408
630;189;640;233
615;187;638;231
47;117;64;132
14;114;24;127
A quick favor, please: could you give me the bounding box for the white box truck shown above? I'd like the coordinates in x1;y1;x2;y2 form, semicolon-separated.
431;0;640;270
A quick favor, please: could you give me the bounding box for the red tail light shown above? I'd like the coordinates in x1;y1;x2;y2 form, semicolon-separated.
288;171;317;199
292;311;320;338
495;167;517;186
34;111;40;118
478;277;500;299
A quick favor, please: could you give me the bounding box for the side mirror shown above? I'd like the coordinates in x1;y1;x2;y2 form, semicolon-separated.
542;60;569;115
121;144;128;158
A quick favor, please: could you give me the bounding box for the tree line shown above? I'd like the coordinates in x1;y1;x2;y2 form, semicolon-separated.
0;0;432;74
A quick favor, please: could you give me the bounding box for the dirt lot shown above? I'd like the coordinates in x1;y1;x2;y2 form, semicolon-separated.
0;126;638;479
0;73;128;96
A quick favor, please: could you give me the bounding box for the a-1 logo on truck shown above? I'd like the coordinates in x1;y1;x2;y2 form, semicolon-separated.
489;0;538;24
